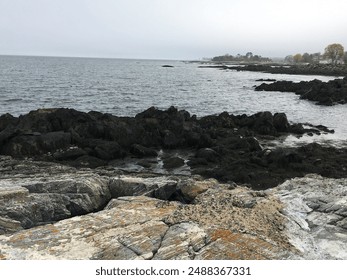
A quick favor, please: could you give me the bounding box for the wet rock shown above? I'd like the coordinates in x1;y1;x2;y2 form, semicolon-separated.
256;78;277;82
0;113;18;131
0;107;343;190
255;77;347;106
228;64;347;76
53;147;87;160
2;131;71;157
195;148;219;162
163;156;185;169
130;144;158;157
93;140;124;160
273;113;290;132
72;155;106;168
153;182;178;201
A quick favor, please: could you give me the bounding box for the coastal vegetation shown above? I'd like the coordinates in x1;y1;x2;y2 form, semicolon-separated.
211;52;272;63
285;43;345;65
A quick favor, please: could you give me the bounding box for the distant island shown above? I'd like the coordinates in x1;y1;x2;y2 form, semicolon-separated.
211;52;272;63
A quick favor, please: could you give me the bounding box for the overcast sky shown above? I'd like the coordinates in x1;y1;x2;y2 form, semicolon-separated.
1;0;346;60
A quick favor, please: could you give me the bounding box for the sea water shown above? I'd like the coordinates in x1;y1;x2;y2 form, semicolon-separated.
0;55;346;146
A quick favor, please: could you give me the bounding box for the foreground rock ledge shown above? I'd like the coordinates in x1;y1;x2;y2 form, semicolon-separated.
0;158;346;260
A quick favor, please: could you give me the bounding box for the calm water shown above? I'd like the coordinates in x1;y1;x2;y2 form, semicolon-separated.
0;55;346;146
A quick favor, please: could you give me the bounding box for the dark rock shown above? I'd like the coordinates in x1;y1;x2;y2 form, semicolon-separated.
153;182;177;200
0;106;344;190
187;157;209;167
163;130;180;148
196;148;219;162
255;77;347;106
256;78;276;82
273;113;289;132
72;155;107;168
163;157;185;169
137;159;156;168
2;131;71;157
93;140;124;160
53;147;87;161
130;144;158;157
228;64;347;77
0;113;18;131
162;65;174;68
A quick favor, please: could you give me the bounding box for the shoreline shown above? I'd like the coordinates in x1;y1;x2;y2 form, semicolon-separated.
198;62;347;77
1;106;346;189
1;106;347;260
1;156;346;260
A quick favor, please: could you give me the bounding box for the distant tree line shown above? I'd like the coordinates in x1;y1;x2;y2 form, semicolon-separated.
285;43;346;65
212;52;272;62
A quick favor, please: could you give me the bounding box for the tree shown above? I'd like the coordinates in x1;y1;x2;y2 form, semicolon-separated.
302;53;313;63
344;52;347;64
323;43;344;65
293;53;303;63
245;52;253;59
284;55;294;64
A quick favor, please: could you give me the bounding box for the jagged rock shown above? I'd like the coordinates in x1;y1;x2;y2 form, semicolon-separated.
130;144;158;157
195;148;219;162
0;158;347;260
227;64;347;77
273;113;290;132
0;216;23;234
255;77;347;106
2;131;71;157
1;107;344;189
0;158;110;232
0;196;179;260
273;174;347;259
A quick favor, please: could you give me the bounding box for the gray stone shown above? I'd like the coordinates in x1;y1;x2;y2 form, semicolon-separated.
1;157;347;260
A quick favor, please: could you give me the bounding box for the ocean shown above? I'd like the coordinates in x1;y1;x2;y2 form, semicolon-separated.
0;55;346;146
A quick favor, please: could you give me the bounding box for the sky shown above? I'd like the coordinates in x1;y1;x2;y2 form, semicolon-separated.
0;0;347;60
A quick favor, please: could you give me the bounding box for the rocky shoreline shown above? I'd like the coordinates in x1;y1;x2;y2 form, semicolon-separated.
1;107;346;189
199;63;347;77
255;77;347;106
1;107;347;259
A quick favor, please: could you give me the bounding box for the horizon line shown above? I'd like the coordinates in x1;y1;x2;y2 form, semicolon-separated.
0;53;196;61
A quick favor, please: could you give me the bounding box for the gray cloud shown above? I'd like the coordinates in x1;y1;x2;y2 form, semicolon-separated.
1;0;346;59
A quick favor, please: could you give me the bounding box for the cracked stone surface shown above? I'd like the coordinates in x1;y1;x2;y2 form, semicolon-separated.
0;196;178;260
273;174;347;259
0;156;346;260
